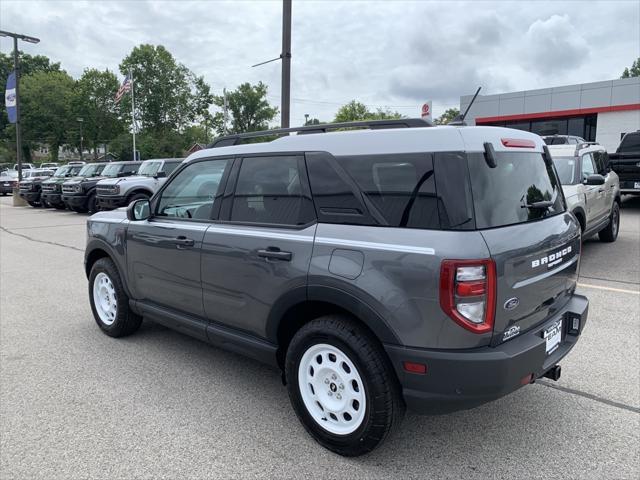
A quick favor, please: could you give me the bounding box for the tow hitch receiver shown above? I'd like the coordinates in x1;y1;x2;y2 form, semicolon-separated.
543;365;562;381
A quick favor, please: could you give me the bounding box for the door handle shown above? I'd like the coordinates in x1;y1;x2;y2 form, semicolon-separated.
172;236;195;248
257;247;292;261
598;188;605;193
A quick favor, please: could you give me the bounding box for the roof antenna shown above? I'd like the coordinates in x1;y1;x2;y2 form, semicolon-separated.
449;87;482;126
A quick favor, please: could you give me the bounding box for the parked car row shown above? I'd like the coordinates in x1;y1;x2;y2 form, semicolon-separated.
13;159;182;213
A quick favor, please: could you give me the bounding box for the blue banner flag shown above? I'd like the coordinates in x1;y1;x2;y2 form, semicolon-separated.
5;71;17;124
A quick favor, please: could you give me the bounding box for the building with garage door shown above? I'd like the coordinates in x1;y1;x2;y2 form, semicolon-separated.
460;77;640;152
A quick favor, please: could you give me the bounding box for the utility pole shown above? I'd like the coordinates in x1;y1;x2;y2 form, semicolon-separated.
0;30;40;182
281;0;292;128
223;88;229;135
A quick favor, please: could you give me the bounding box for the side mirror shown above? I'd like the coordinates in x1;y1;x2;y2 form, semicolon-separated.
584;174;605;186
155;171;167;178
127;199;151;221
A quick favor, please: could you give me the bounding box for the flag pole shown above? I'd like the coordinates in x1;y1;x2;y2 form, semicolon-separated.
129;68;136;161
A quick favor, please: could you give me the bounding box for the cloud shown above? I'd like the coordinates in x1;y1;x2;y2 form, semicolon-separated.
523;14;589;71
0;0;637;123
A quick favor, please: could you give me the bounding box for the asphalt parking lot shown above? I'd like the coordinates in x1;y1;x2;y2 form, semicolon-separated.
1;196;639;479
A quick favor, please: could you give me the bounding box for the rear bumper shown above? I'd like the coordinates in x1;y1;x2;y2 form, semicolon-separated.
19;191;40;202
97;195;128;210
62;194;87;208
41;192;63;204
385;293;588;414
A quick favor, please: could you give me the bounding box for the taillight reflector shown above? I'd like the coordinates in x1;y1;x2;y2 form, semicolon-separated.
501;138;536;148
403;361;427;375
456;281;486;296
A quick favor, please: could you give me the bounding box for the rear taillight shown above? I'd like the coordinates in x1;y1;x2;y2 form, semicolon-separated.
440;259;496;333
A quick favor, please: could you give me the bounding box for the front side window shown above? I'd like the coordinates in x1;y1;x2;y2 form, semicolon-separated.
551;156;578;185
162;162;181;176
156;159;229;220
230;156;311;226
581;153;595;178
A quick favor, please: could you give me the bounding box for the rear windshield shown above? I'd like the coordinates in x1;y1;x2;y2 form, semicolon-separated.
551;156;578;184
467;152;565;229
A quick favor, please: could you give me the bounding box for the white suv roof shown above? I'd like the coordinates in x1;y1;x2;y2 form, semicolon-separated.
188;125;546;163
547;142;606;158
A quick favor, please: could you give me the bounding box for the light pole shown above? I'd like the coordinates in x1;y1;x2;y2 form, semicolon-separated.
77;118;84;162
304;113;309;126
0;30;40;182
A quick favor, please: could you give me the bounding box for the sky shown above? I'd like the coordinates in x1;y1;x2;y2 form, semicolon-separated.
1;0;639;126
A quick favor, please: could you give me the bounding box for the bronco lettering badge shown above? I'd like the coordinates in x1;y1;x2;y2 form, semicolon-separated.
531;245;572;269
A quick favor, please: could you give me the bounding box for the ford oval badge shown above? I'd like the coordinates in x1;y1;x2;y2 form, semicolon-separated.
504;297;519;310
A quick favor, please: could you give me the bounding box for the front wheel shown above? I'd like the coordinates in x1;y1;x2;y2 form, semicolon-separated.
598;202;620;242
89;257;142;337
285;315;404;456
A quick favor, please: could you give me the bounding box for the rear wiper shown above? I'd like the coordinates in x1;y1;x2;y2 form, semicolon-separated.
521;200;554;210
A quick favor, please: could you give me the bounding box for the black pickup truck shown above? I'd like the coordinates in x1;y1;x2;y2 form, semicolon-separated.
609;130;640;195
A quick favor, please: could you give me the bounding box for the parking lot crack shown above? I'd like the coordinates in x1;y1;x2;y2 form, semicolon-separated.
0;225;84;253
536;380;640;414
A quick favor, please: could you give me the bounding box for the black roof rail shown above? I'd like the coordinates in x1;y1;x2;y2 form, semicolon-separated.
207;118;432;148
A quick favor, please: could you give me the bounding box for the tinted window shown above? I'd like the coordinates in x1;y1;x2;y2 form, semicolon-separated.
592;151;608;174
157;159;229;219
618;133;640;152
581;154;595;178
306;153;374;225
163;162;181;176
434;153;474;230
468;152;564;228
552;156;578;184
338;153;439;229
231;156;311;226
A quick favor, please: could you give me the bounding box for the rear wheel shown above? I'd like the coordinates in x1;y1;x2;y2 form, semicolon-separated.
54;203;66;210
88;257;142;337
27;201;39;208
285;315;404;456
71;206;87;213
598;202;620;242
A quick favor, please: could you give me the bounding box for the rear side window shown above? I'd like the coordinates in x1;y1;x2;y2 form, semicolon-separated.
338;153;439;229
230;156;313;226
467;152;565;229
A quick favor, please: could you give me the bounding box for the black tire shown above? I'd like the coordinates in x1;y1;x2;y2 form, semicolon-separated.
598;202;620;242
54;203;66;210
71;206;88;213
127;192;150;206
88;257;142;337
87;192;98;214
285;315;405;457
27;201;39;208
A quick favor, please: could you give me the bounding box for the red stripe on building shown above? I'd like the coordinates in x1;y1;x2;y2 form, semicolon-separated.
475;103;640;124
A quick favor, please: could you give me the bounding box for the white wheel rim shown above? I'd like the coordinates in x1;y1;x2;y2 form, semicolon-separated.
298;343;366;435
93;272;117;326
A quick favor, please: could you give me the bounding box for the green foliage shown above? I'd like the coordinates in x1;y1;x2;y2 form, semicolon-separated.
119;44;213;132
72;69;125;159
333;100;403;123
213;82;278;134
621;58;640;78
433;108;460;125
20;71;76;161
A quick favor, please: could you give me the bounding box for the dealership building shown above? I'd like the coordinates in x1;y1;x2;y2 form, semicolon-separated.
460;77;640;152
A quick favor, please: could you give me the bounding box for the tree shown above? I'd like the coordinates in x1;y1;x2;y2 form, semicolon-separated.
72;69;125;160
119;44;213;133
434;108;460;125
19;71;75;161
0;52;63;160
621;58;640;78
213;82;278;134
333;100;403;123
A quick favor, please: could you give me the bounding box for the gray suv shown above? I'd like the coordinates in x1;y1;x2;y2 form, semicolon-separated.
84;120;588;456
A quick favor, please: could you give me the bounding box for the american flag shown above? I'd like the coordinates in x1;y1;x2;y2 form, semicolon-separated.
114;74;132;104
